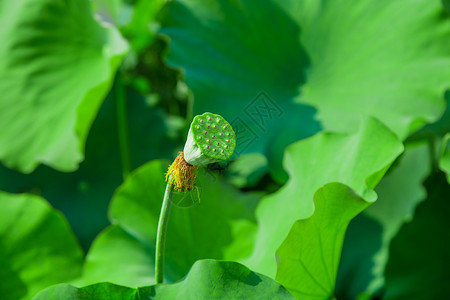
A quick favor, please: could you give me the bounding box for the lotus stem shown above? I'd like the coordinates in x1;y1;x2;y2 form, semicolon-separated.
154;112;236;283
155;183;173;284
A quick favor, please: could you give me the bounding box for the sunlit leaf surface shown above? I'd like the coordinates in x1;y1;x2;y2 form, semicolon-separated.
0;192;83;300
276;183;372;299
242;117;403;277
0;0;128;172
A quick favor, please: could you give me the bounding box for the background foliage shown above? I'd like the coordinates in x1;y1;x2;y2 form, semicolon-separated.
0;0;449;299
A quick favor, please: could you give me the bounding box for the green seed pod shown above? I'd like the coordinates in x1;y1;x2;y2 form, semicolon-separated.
183;112;236;166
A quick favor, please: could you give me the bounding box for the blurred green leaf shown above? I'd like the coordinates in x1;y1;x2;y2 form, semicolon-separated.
0;89;179;250
337;141;431;298
0;192;83;300
92;0;124;25
439;133;450;183
94;0;164;53
0;0;128;173
443;0;450;13
73;225;153;288
289;0;450;139
36;260;293;299
226;153;268;189
384;172;450;299
161;0;321;182
242;117;404;277
77;159;260;286
276;183;372;299
356;293;374;300
122;0;164;53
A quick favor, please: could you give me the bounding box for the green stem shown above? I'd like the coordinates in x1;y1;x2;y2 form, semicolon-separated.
155;183;174;284
115;73;132;179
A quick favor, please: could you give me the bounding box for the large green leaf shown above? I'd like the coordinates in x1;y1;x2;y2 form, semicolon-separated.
384;172;450;299
288;0;450;139
336;141;431;298
140;260;294;299
35;260;293;300
0;0;128;173
0;192;83;300
77;159;260;286
242;117;404;277
275;183;372;299
161;0;321;182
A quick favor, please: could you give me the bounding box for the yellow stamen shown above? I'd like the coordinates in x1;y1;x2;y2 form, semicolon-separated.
165;152;198;192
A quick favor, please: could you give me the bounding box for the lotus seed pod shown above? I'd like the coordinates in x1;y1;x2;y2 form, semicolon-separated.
183;112;236;166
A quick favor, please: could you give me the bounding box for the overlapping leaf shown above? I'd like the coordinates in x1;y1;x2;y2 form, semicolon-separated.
0;0;128;172
276;183;372;299
141;260;293;299
242;117;404;277
336;142;431;298
0;192;83;300
35;260;293;300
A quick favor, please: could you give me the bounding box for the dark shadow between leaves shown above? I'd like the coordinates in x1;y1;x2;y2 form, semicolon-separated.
336;213;384;299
